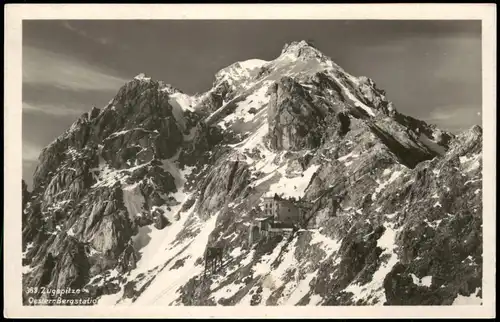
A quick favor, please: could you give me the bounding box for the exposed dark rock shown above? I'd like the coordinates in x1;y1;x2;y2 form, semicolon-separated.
154;213;171;230
268;77;325;151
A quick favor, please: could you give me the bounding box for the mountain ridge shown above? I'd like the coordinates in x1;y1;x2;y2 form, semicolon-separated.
22;40;482;307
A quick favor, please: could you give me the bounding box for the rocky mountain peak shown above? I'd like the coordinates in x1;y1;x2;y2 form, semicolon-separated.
214;59;268;83
22;40;483;308
130;73;182;95
468;124;483;137
280;40;322;58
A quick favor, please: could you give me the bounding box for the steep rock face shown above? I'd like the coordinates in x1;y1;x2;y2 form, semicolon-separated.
196;154;252;220
22;180;33;246
97;79;185;168
22;41;482;307
367;118;439;168
32;109;100;192
22;180;31;208
198;87;227;113
305;126;483;306
178;121;226;167
354;76;395;117
280;40;327;63
22;75;202;305
197;59;268;114
267;77;326;151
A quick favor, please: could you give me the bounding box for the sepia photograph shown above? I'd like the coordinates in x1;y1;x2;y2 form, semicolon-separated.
4;3;496;319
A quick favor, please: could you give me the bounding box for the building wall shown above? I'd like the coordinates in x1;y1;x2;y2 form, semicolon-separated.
248;225;260;244
263;198;274;217
276;199;300;224
262;197;302;225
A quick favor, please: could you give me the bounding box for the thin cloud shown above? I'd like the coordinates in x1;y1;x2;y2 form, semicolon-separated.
22;101;87;117
430;36;482;84
423;105;482;133
61;21;113;46
23;141;42;162
23;46;129;91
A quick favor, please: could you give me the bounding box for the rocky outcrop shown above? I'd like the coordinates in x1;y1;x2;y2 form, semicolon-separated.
21;75;201;305
281;40;327;62
267;77;326;151
117;242;138;274
196;155;252;220
22;180;31;208
154;212;171;230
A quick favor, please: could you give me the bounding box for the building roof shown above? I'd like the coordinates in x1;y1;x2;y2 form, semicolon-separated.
270;221;296;229
271;228;294;232
263;193;284;201
255;216;273;222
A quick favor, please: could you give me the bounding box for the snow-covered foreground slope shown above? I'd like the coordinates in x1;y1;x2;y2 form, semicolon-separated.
22;40;482;307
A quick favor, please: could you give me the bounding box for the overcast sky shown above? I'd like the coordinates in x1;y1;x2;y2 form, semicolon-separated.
22;20;482;188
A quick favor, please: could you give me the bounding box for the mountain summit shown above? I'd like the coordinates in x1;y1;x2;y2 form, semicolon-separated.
22;41;482;306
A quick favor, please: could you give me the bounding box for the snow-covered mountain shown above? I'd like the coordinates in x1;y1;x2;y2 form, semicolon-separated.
22;40;482;306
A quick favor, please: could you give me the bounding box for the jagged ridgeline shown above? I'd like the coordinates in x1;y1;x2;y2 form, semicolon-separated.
22;40;482;306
